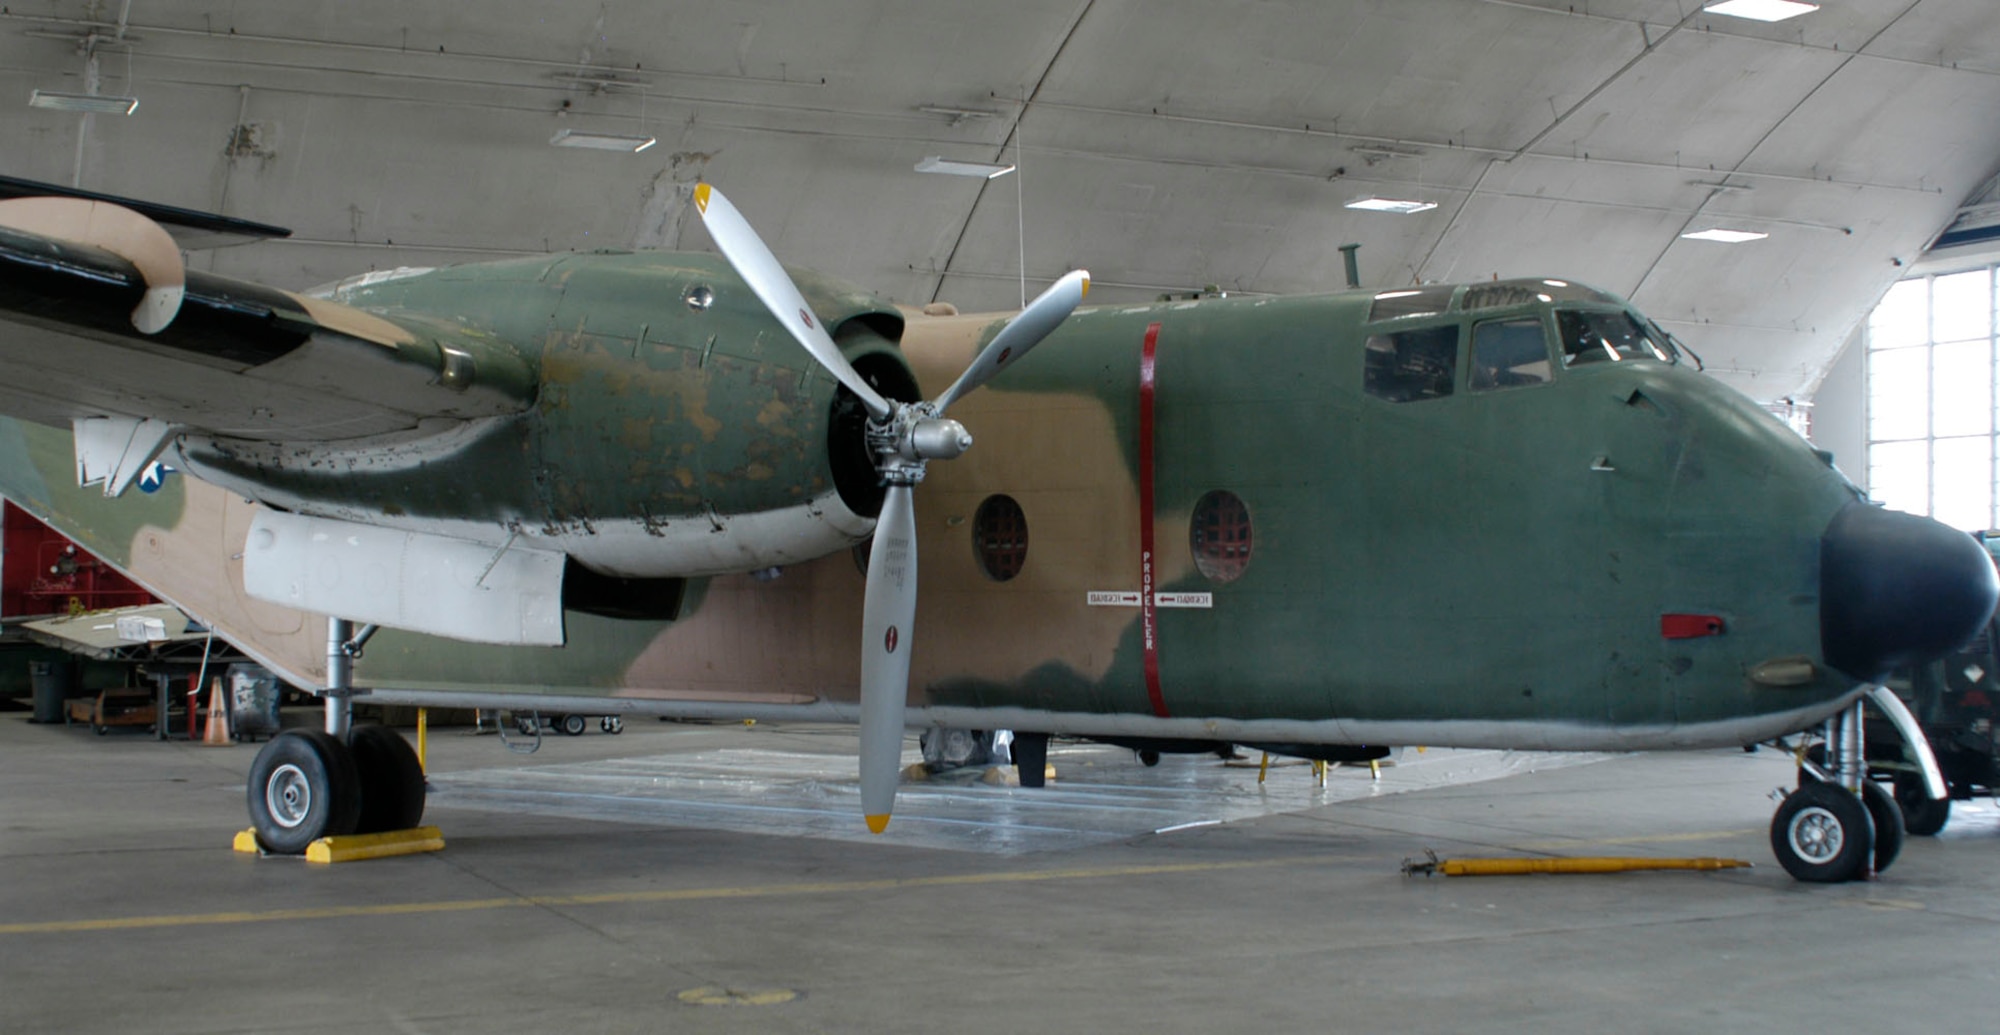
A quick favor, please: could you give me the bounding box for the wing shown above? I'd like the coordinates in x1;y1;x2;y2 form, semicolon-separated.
0;173;292;249
0;193;535;493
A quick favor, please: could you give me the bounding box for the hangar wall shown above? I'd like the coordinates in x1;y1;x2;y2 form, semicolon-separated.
1811;330;1867;494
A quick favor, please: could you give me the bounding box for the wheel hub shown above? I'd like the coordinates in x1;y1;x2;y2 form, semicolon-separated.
1787;805;1844;863
266;762;311;829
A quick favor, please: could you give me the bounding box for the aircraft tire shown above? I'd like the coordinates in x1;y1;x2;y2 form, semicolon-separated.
1770;780;1874;883
346;725;426;834
558;714;587;736
248;729;361;854
1138;750;1161;767
1860;779;1905;875
1893;773;1951;836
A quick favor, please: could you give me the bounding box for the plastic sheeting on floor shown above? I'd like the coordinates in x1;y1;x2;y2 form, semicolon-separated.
427;733;1611;855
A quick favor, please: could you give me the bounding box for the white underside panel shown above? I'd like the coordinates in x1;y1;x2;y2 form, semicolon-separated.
242;509;566;646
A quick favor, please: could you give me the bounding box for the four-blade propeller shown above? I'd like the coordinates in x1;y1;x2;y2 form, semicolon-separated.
694;183;1089;832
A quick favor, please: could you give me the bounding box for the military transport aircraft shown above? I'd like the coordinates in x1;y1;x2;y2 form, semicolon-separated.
0;174;1993;883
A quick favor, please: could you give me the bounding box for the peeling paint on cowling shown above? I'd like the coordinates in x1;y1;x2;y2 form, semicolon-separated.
755;399;793;427
618;417;653;452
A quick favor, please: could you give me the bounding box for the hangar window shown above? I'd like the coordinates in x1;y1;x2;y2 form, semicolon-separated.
1558;310;1677;366
1470;318;1553;391
972;494;1028;582
1865;267;1998;531
1191;490;1252;583
1364;326;1459;402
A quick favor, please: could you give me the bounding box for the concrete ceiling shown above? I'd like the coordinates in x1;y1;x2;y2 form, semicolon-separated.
6;0;2000;402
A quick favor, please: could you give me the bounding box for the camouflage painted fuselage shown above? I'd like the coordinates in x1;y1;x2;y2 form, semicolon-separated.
0;253;1867;750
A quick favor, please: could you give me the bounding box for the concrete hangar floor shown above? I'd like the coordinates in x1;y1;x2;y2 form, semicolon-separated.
4;712;1996;1034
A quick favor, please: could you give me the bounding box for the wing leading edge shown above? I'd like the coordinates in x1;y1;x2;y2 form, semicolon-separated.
0;204;536;462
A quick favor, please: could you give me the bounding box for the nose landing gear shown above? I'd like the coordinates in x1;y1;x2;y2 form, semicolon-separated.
1771;779;1875;882
1770;690;1933;882
1772;701;1879;882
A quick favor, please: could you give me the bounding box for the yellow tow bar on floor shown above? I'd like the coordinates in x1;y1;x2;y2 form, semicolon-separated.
1403;850;1751;877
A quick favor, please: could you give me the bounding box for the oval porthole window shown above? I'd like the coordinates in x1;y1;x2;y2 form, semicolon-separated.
972;494;1028;582
1190;490;1252;583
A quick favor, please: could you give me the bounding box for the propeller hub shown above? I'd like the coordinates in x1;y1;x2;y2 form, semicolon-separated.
907;417;972;461
868;404;974;468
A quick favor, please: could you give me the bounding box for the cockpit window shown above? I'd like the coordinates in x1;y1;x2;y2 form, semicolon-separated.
1459;284;1545;312
1558;310;1679;367
1470;317;1552;391
1364;326;1459;403
1368;286;1455;322
1458;279;1623;313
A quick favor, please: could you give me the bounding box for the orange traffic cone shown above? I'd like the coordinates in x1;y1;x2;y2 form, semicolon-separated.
203;677;232;745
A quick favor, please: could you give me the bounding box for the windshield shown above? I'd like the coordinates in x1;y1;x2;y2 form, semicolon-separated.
1557;309;1679;366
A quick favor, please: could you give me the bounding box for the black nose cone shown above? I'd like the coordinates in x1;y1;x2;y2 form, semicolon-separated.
1822;503;2000;681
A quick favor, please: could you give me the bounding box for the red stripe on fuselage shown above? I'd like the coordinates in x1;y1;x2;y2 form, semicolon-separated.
1139;322;1168;718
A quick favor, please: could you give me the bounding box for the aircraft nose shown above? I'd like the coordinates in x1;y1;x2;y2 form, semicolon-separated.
1821;503;1999;680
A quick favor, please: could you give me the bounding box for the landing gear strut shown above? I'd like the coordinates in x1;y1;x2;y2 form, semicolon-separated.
1772;701;1877;882
1770;688;1937;882
244;617;427;853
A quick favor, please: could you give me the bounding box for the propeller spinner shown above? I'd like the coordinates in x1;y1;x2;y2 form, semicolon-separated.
693;183;1089;832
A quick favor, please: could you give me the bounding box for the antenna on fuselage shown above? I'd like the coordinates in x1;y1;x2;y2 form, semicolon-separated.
1339;244;1362;289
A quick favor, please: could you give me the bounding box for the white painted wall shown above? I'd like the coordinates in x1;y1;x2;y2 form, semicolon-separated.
1811;327;1867;493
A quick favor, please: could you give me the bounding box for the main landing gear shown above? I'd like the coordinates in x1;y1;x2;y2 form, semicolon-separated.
247;725;427;852
1769;688;1941;882
244;618;427;854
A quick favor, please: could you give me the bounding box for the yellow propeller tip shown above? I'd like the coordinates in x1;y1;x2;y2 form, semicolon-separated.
865;814;891;834
693;183;711;212
1079;275;1090;299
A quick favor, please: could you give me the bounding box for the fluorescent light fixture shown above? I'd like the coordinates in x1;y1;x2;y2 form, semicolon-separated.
1681;228;1769;243
549;128;656;153
28;90;138;115
916;105;1000;123
1346;196;1437;215
915;156;1016;179
1703;0;1818;22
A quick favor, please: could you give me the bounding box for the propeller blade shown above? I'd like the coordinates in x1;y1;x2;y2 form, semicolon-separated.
932;269;1090;414
693;184;894;421
858;481;918;832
